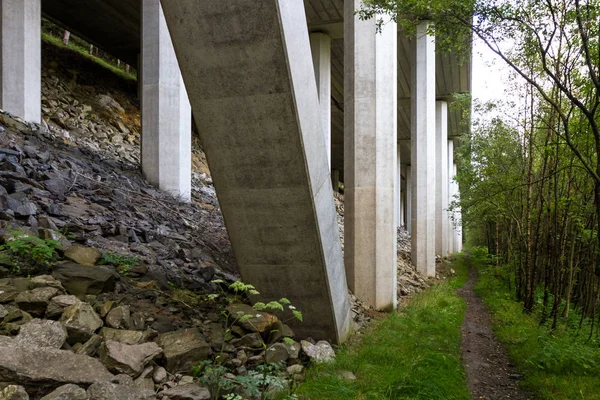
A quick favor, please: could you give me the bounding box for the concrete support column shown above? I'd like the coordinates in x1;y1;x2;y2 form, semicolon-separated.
454;162;463;252
406;165;412;233
399;171;405;228
411;21;436;277
396;147;402;228
141;0;191;201
310;32;332;169
435;101;449;256
447;139;455;254
344;0;398;309
0;0;41;123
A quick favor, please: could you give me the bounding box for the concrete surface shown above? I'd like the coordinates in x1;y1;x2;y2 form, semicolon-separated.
140;0;191;201
344;0;398;310
435;101;449;256
310;32;332;169
161;0;351;342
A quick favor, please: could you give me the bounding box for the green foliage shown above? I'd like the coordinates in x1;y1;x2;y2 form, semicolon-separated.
0;231;60;275
476;259;600;399
296;260;470;400
99;252;139;276
193;360;234;400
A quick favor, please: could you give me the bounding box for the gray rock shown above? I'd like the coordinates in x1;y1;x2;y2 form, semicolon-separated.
160;384;211;400
0;284;19;303
86;382;154;400
76;334;103;357
52;263;117;297
152;366;167;384
59;301;103;344
226;304;278;333
0;335;113;393
40;384;87;400
15;287;60;317
155;328;211;374
29;275;65;291
15;319;67;349
300;340;335;363
0;385;29;400
100;340;162;377
64;245;101;266
46;295;80;319
0;304;8;319
265;343;289;364
105;305;131;330
15;202;37;217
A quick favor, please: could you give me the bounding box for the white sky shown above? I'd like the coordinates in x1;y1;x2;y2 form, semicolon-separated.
471;37;510;106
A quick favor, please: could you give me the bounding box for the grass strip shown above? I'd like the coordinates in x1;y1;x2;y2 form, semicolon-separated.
475;261;600;400
296;259;470;400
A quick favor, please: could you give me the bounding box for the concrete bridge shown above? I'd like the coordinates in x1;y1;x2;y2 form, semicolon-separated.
0;0;468;343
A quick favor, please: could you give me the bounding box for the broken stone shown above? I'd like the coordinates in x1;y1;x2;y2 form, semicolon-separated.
300;340;335;363
226;303;278;333
15;287;60;317
265;343;289;364
29;275;65;291
52;263;117;297
161;384;211;400
75;334;103;357
15;319;67;349
59;301;103;343
0;385;29;400
152;366;167;384
155;328;211;374
100;340;162;377
86;382;154;400
40;384;87;400
64;245;101;266
105;305;131;330
46;295;80;319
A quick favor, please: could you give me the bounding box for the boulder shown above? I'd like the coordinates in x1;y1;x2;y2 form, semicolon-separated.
100;340;162;377
0;336;113;394
59;301;103;344
86;382;154;400
100;327;147;345
105;305;131;330
152;366;167;384
15;287;60;317
46;295;80;319
15;319;67;349
29;275;64;292
52;263;117;297
226;304;278;333
265;343;289;364
160;384;211;400
300;340;335;363
76;334;103;357
0;306;32;335
64;245;101;266
0;284;19;303
155;328;211;374
0;385;29;400
40;384;87;400
0;304;7;319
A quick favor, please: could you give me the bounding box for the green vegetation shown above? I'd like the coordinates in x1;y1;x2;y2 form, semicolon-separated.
296;260;470;400
99;251;140;276
41;32;136;81
0;230;61;275
475;256;600;399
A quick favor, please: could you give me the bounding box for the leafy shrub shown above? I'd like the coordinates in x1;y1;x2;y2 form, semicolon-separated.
0;230;61;275
99;251;140;276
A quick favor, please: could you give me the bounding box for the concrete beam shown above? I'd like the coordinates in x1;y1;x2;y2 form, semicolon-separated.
344;1;398;310
310;32;332;169
0;0;41;123
435;101;449;256
141;0;191;201
161;0;351;342
411;21;436;277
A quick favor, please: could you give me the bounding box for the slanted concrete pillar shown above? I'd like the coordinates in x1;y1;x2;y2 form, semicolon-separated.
141;0;191;201
0;0;41;123
161;0;351;342
411;21;436;277
344;0;398;309
435;101;449;256
406;165;412;233
447;139;455;254
310;32;332;168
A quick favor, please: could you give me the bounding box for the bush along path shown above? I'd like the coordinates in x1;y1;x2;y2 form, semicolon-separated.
457;252;531;400
296;259;471;400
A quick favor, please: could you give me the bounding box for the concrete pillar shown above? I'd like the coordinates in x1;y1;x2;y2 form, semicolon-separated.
344;0;398;309
161;0;351;342
399;170;405;228
310;32;332;169
396;147;402;228
411;21;436;277
435;101;449;256
454;162;463;252
0;0;41;123
141;0;191;201
447;139;455;254
331;169;340;192
406;165;412;233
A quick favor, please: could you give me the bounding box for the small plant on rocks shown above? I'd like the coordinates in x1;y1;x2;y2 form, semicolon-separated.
0;230;61;275
99;251;140;276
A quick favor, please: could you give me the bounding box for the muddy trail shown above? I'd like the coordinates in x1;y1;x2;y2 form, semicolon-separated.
457;262;533;400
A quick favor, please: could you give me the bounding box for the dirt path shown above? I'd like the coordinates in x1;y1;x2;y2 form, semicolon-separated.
457;265;533;400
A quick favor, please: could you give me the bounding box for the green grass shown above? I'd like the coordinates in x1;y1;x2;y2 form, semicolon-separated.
296;259;470;400
42;32;136;81
475;261;600;399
